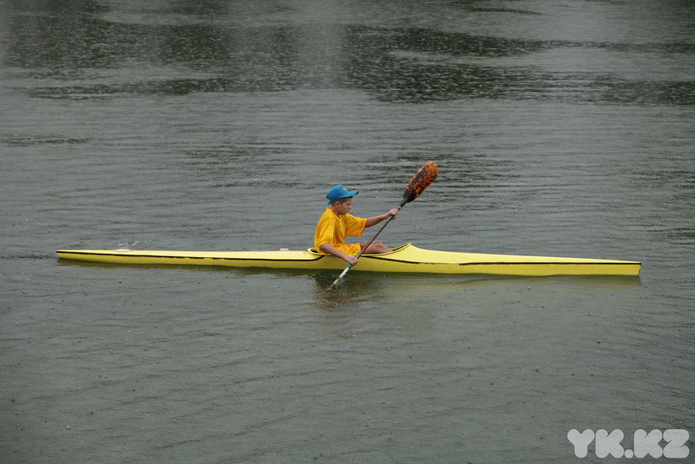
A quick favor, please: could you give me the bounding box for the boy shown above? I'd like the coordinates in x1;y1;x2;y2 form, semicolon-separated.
314;184;399;265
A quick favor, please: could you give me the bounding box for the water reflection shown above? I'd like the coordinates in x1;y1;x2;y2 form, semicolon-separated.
4;2;694;105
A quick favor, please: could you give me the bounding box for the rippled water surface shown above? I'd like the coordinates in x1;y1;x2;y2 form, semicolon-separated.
1;1;694;463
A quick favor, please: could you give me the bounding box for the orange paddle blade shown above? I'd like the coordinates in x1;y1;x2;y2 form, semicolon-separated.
403;161;438;204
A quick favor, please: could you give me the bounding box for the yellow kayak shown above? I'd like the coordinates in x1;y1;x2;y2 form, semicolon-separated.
56;243;641;276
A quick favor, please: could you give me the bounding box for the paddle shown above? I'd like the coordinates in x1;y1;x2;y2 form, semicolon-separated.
329;161;439;289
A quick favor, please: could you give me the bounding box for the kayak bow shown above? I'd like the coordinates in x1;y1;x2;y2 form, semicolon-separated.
56;243;641;276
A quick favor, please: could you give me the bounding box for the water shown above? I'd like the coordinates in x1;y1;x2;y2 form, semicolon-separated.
1;1;694;463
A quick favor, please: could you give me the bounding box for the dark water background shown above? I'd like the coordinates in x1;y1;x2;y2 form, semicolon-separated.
1;1;694;463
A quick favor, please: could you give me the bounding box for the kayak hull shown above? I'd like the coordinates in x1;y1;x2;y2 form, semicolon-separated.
56;243;641;277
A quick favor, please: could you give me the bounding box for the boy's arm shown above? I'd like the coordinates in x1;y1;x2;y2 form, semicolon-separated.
365;208;399;228
320;243;359;265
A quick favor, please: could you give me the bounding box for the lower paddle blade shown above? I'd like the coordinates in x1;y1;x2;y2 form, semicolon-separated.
402;161;438;204
330;265;352;289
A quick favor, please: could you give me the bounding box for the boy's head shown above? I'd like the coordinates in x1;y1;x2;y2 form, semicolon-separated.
326;184;359;205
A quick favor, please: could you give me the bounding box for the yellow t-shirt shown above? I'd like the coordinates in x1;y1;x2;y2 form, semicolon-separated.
314;208;367;255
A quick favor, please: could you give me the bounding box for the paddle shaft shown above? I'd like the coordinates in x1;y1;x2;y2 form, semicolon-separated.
329;199;406;288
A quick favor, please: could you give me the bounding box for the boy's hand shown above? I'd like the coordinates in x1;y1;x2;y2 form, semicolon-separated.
387;208;399;219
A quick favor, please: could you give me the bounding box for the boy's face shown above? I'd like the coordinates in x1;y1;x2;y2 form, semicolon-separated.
332;197;353;215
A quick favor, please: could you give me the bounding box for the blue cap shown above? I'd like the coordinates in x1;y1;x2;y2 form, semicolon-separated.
326;184;359;205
